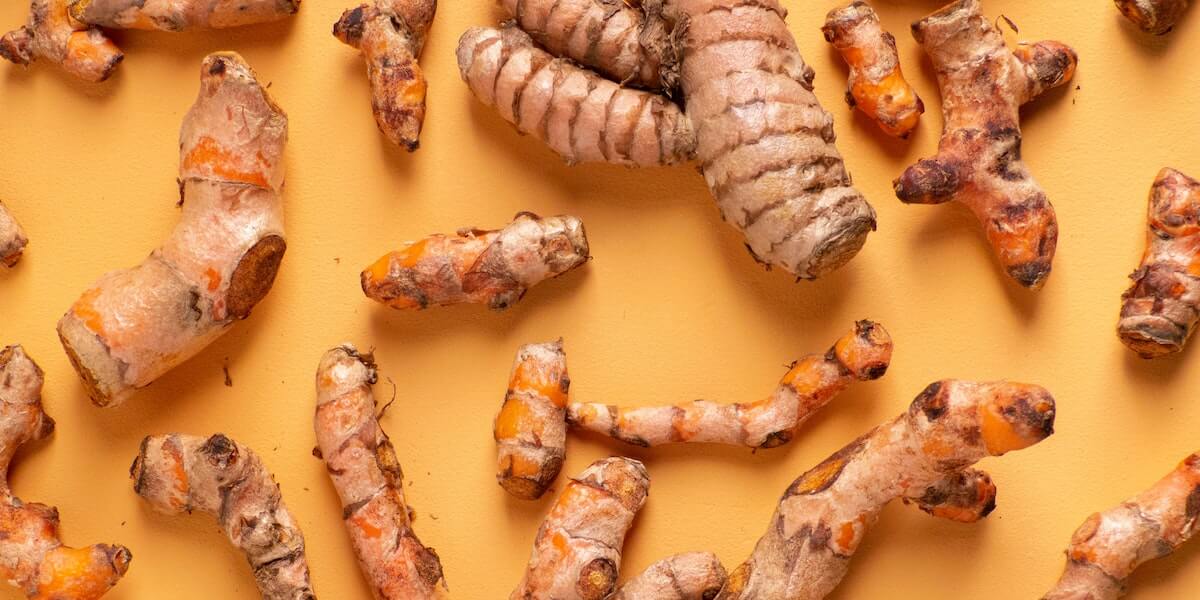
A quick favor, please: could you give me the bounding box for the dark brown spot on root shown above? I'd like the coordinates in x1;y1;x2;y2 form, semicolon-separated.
1007;260;1051;289
227;235;286;319
759;429;793;449
201;433;239;468
912;381;946;420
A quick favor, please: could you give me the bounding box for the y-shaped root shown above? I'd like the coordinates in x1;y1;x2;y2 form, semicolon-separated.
0;0;122;82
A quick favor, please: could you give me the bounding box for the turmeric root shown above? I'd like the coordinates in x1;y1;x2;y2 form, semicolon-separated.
334;0;435;151
67;0;300;30
456;26;694;168
57;52;287;407
1043;454;1200;599
458;0;877;279
716;379;1056;599
568;321;893;449
822;1;924;139
314;345;445;599
613;552;727;600
905;467;997;523
1115;0;1190;34
0;346;131;599
510;457;649;600
494;339;568;501
362;212;588;311
131;433;315;600
894;0;1077;289
0;202;29;267
1118;168;1200;358
0;0;122;82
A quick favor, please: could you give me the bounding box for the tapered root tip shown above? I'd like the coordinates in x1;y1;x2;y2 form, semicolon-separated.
1007;260;1052;289
980;383;1056;455
835;321;894;380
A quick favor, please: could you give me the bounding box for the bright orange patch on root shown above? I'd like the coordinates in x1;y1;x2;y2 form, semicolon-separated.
981;401;1037;455
204;267;221;292
792;456;847;495
512;359;567;408
781;356;828;395
71;287;107;337
183;136;270;188
494;398;541;441
33;546;115;600
352;514;382;539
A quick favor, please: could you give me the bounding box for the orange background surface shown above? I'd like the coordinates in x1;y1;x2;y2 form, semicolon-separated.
1;1;1199;598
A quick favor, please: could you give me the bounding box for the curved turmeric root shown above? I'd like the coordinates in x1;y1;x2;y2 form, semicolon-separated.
362;212;588;311
716;379;1056;599
1;202;28;267
568;321;893;449
1118;168;1200;358
495;340;568;501
457;26;694;168
68;0;300;30
822;1;924;139
0;0;122;82
57;52;287;407
894;0;1077;289
1043;453;1200;600
335;0;435;151
460;0;877;280
614;552;727;600
315;345;445;599
1115;0;1190;34
0;346;131;599
511;457;649;600
131;433;315;600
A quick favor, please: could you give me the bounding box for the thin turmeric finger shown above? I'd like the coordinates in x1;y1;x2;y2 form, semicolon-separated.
68;0;299;30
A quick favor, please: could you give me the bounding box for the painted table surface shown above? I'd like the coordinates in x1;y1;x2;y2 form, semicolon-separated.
0;1;1197;598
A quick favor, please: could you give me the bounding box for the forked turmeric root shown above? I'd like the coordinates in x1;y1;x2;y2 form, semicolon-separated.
0;202;29;267
1118;168;1200;358
131;433;315;599
335;0;436;150
67;0;300;30
362;213;589;311
57;52;287;407
0;0;123;82
0;346;131;599
315;345;445;599
1115;0;1191;34
1043;453;1200;600
716;380;1055;599
895;0;1077;289
458;0;878;280
822;1;924;139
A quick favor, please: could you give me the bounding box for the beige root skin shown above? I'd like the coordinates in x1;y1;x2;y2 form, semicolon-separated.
334;0;435;151
315;345;445;599
457;26;694;167
1;0;122;82
1044;454;1200;600
614;552;727;600
68;0;300;30
494;340;569;501
57;52;287;407
362;213;589;311
1115;0;1190;34
894;0;1077;289
567;321;893;449
822;1;924;138
131;433;315;600
0;202;29;267
0;346;132;600
716;380;1056;600
1118;168;1200;358
511;457;649;600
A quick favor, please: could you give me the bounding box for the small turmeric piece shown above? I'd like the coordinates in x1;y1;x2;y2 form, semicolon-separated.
822;1;924;139
457;26;694;168
716;379;1056;599
0;0;122;82
57;52;287;407
1118;168;1200;358
68;0;300;30
315;345;445;599
131;433;315;600
0;201;29;267
0;346;132;599
568;321;893;449
495;340;568;501
1043;453;1200;600
894;0;1077;289
1115;0;1190;34
510;457;649;600
334;0;435;151
613;552;727;600
904;467;997;524
362;212;589;311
